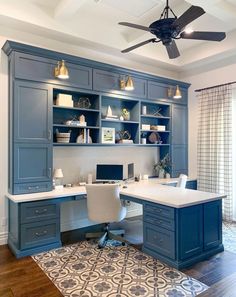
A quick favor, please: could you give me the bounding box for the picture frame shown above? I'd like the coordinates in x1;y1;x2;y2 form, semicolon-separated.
101;127;115;144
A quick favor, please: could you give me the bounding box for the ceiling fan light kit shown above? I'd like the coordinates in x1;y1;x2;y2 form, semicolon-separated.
119;0;226;59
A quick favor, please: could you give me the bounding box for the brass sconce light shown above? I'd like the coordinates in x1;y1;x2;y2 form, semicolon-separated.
173;85;182;99
167;85;182;99
120;75;134;91
54;60;69;79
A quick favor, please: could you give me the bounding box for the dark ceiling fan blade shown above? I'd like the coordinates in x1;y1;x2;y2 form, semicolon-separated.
119;22;151;32
180;31;226;41
172;5;205;31
165;40;180;59
121;38;156;53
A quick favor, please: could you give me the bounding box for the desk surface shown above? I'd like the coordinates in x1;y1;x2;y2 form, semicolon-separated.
7;178;226;208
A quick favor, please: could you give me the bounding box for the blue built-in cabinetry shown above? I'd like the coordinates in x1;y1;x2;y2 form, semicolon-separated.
11;80;53;194
171;104;188;177
143;199;223;269
3;40;190;194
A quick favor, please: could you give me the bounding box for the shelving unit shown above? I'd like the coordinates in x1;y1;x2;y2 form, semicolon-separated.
140;101;171;147
52;89;173;148
53;88;100;145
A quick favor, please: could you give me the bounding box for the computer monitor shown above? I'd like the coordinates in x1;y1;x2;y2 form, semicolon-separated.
96;164;123;182
128;163;134;180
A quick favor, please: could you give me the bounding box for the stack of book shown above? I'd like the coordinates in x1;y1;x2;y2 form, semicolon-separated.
105;115;119;120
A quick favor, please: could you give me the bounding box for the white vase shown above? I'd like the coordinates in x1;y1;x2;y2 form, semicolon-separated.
159;169;165;178
165;173;171;179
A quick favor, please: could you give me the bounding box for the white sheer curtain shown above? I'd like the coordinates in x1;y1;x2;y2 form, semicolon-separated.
232;87;236;220
197;84;233;221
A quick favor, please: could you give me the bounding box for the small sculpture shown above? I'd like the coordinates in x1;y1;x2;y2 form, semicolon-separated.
79;114;86;124
107;105;113;117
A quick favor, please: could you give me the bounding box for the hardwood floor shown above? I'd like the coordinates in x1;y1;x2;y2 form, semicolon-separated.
1;220;236;297
0;245;62;297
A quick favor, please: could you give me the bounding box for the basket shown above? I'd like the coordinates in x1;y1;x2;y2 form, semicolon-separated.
56;129;71;143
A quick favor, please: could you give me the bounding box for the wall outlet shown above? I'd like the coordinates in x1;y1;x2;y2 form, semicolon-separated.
1;217;7;227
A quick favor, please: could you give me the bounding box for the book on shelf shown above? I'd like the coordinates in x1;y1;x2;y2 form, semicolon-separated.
105;116;119;120
119;139;134;144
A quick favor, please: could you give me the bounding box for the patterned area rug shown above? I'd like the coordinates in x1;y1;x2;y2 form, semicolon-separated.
33;241;208;297
223;221;236;253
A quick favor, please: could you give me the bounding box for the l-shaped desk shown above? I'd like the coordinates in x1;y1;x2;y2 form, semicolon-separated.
6;178;225;269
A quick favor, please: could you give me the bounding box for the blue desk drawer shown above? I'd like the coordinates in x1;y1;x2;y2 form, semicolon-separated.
20;219;60;250
143;222;175;259
144;202;175;220
14;182;52;194
144;213;175;231
21;200;59;223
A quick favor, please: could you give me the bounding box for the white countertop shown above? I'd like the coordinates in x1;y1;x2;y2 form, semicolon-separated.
6;178;226;208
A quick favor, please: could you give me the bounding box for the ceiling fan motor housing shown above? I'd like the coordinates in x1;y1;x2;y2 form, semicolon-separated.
149;18;180;45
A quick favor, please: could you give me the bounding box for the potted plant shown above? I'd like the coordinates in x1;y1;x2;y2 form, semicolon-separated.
154;153;171;178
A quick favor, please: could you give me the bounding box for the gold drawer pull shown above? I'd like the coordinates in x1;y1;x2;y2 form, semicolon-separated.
35;230;48;237
35;208;48;214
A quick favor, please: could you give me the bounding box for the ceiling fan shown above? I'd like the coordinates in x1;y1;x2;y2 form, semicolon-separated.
119;0;226;59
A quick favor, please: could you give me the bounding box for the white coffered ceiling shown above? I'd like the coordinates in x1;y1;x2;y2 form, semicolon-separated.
0;0;236;76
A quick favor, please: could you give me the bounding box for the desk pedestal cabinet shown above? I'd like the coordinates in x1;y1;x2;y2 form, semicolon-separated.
143;200;223;269
8;194;223;269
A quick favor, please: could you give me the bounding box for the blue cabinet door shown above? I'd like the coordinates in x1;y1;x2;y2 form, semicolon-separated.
177;205;203;260
204;200;222;250
14;52;92;90
14;80;52;143
148;81;187;105
93;69;147;98
171;104;188;177
14;143;52;184
171;145;188;177
172;104;187;145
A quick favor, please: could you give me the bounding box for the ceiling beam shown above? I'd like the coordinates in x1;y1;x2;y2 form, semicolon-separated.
185;0;236;21
54;0;87;20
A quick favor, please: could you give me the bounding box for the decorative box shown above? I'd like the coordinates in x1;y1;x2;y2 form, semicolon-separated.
157;125;166;131
141;124;150;130
56;93;73;107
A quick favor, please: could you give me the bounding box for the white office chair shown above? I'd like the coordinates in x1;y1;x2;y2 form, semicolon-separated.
176;174;188;188
85;184;127;248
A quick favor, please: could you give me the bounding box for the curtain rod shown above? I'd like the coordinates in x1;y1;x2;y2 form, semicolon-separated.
195;81;236;92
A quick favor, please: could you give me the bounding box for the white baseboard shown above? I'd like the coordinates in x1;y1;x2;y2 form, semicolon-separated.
0;231;8;245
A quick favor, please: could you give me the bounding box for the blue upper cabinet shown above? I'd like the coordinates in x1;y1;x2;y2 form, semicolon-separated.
171;104;188;177
14;52;92;90
148;81;187;105
172;104;187;145
93;69;147;98
14;81;52;143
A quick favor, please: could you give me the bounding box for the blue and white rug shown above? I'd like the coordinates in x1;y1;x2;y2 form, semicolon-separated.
223;221;236;254
33;241;208;297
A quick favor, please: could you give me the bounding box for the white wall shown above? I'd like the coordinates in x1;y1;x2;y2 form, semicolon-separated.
0;33;166;244
181;64;236;177
54;147;158;231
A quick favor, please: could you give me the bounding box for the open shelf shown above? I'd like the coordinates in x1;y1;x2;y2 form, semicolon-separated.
140;115;170;120
53;124;100;129
101;119;139;124
140;130;170;133
53;105;100;113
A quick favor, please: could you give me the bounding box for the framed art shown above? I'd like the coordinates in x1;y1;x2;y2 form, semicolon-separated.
101;127;115;144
